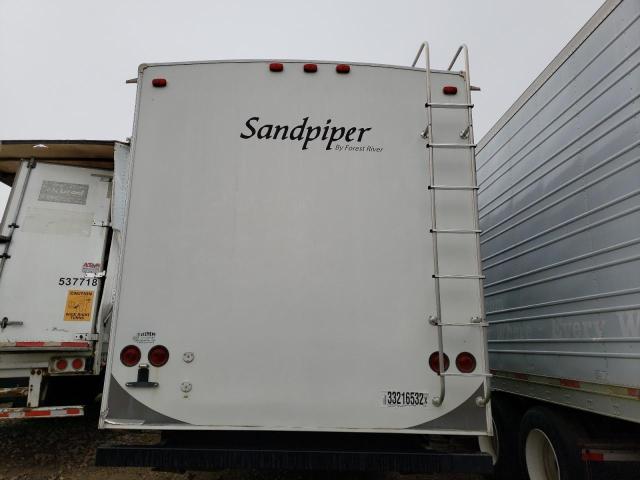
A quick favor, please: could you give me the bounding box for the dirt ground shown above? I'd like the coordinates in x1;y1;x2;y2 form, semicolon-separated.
0;414;484;480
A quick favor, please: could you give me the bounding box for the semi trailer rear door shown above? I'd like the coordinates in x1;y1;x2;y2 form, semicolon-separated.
0;162;111;345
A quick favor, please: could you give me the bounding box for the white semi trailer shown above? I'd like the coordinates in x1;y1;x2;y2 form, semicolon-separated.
96;45;495;474
478;0;640;479
0;140;128;419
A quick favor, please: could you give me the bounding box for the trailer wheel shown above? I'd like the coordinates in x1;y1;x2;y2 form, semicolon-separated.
520;406;586;480
491;394;526;479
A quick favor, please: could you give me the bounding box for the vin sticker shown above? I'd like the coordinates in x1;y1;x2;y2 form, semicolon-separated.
382;391;429;407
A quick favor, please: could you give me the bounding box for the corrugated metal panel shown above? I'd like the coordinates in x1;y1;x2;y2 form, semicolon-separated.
477;0;640;416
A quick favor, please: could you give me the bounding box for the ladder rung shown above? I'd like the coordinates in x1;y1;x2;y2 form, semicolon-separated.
427;143;476;149
433;274;485;279
441;372;492;378
426;102;473;109
431;322;489;327
428;185;478;191
430;228;480;234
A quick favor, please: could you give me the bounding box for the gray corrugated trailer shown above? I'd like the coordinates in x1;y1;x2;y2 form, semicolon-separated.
477;0;640;478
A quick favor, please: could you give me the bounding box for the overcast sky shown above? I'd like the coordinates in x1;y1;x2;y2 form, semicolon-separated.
0;0;604;213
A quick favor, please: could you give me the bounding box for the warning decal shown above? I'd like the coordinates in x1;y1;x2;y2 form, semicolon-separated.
64;290;94;321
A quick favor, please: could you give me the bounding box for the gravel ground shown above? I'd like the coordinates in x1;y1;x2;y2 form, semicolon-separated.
0;414;484;480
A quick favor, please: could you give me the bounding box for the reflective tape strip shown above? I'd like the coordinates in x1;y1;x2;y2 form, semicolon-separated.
582;449;640;462
560;378;581;388
0;406;84;419
493;369;640;401
0;341;91;350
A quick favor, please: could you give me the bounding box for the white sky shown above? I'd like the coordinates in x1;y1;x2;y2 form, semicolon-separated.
0;0;604;214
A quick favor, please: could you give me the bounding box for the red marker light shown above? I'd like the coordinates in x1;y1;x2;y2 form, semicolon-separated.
152;78;167;88
269;63;284;72
71;358;84;371
120;345;141;367
456;352;477;373
428;352;450;374
55;359;68;371
148;345;170;367
442;85;457;95
336;64;350;74
303;64;318;73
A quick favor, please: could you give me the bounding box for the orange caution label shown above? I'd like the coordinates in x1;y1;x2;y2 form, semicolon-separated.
64;290;94;321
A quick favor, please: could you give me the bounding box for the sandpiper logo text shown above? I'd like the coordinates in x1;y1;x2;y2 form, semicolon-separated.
240;116;373;151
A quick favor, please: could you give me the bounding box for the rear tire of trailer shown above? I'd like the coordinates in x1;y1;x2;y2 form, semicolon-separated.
490;394;526;480
520;406;586;480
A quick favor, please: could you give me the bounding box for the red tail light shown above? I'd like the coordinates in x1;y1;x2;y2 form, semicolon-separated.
336;64;350;74
152;78;167;88
428;352;450;374
442;85;457;95
55;359;68;371
303;63;318;73
148;345;170;367
120;345;141;367
269;63;284;72
71;358;84;371
456;352;477;373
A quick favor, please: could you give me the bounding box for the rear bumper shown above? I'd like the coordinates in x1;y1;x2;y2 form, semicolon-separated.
0;341;91;351
96;432;493;474
0;405;84;420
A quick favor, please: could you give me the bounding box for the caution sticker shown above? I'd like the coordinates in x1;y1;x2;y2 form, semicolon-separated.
64;290;94;321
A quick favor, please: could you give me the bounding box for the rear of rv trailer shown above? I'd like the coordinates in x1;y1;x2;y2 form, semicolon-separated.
0;141;127;419
98;45;493;473
478;0;640;478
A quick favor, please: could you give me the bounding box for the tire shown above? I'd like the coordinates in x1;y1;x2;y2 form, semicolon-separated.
491;394;526;480
519;406;587;480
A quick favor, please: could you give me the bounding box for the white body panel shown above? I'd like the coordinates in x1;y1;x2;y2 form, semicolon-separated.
102;61;488;433
478;0;640;422
0;162;111;345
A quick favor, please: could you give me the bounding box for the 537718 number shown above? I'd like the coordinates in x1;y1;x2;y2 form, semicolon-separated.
58;277;98;287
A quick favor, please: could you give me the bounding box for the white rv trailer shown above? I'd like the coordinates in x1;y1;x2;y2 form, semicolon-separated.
97;45;493;474
477;0;640;478
0;140;128;419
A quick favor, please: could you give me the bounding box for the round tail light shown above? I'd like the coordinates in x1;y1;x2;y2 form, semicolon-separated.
456;352;477;373
55;359;68;371
428;352;450;374
71;358;84;371
442;85;458;95
148;345;170;367
120;345;141;367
